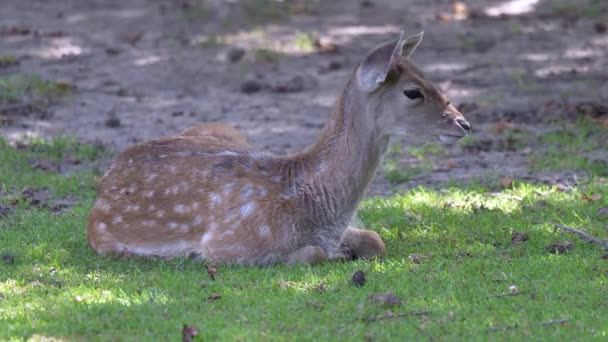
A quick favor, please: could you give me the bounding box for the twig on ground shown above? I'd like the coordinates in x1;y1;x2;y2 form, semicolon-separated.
553;224;608;250
487;291;529;299
541;318;569;326
359;310;432;323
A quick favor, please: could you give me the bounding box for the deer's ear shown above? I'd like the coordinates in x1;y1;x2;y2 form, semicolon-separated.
356;32;406;93
400;32;424;58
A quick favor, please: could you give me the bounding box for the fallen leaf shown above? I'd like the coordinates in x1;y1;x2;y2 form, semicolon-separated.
120;31;144;45
51;196;77;213
2;255;15;265
314;37;339;53
443;159;459;169
352;270;366;287
500;176;513;188
21;186;51;207
582;193;602;202
315;282;325;292
456;251;471;258
511;232;529;245
182;324;199;342
0;205;14;218
368;293;403;307
29;159;60;173
240;79;263;94
119;249;132;259
546;241;575;254
0;26;31;36
207;293;221;302
408;254;422;264
508;285;519;293
206;265;217;281
491;120;513;134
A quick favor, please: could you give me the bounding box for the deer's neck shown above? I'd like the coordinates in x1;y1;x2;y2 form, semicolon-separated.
296;82;389;225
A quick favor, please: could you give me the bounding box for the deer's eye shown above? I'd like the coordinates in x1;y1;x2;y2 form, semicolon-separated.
403;89;424;100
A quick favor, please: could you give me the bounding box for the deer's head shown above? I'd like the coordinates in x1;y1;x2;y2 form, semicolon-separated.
354;32;471;144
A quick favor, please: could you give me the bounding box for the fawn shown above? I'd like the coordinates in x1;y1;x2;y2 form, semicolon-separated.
87;31;471;266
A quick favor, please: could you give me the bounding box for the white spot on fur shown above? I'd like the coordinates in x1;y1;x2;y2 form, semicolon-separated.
223;183;234;196
209;193;222;206
201;232;214;243
168;222;179;230
193;215;204;226
144;190;155;198
128;184;137;193
242;185;254;198
95;199;111;213
159;154;167;159
259;225;271;237
97;222;107;233
215;151;239;157
125;204;140;212
165;185;180;196
174;204;189;214
112;216;123;224
240;201;256;217
180;181;190;192
145;173;158;182
128;158;134;164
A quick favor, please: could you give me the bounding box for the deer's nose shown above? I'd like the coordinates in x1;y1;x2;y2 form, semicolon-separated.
455;118;472;133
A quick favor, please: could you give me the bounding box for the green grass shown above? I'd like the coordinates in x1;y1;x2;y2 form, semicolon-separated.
0;74;71;106
0;55;19;69
1;138;608;340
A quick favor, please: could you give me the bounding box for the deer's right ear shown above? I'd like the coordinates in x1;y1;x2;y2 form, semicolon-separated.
356;32;405;93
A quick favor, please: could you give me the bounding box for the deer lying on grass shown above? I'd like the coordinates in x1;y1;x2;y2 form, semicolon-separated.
87;32;471;266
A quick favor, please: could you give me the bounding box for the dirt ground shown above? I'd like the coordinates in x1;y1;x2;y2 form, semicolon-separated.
1;0;607;195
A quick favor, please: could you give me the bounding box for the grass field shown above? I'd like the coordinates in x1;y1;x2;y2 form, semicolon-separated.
1;137;607;341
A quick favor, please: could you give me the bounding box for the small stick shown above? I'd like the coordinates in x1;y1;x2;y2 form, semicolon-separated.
541;318;569;326
487;291;529;299
554;224;608;250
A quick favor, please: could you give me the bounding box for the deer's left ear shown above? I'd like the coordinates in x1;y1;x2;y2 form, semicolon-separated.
356;31;404;93
356;31;424;93
400;32;424;58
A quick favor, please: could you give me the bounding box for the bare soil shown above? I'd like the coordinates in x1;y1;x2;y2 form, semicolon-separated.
1;0;607;195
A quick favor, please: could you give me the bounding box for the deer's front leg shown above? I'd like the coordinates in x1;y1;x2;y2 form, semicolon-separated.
285;246;328;265
339;227;385;260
